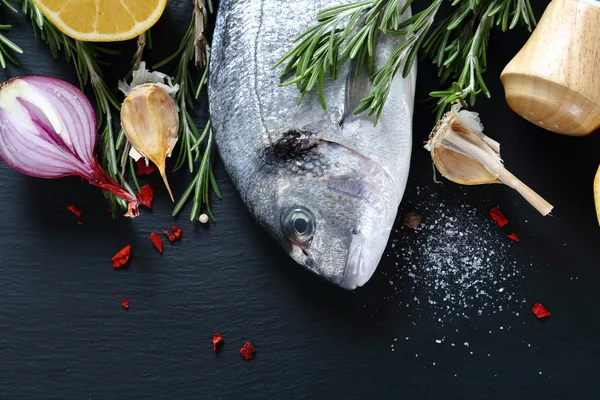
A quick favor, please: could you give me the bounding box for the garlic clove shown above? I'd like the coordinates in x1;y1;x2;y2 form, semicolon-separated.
157;163;174;202
121;83;179;201
426;104;553;216
431;147;501;185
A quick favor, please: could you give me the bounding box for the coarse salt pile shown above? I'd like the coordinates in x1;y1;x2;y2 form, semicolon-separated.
386;189;525;322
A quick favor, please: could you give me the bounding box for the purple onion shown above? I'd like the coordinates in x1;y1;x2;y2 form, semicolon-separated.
0;76;138;217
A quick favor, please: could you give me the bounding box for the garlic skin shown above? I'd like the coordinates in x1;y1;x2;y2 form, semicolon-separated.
118;62;179;97
121;83;179;201
426;105;503;185
425;104;553;216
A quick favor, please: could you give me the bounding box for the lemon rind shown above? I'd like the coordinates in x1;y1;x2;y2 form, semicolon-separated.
32;0;167;42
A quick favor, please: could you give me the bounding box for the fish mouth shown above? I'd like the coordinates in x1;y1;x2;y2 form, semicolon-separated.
339;228;392;290
285;200;396;290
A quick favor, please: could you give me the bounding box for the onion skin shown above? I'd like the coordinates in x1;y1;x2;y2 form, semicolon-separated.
0;76;139;218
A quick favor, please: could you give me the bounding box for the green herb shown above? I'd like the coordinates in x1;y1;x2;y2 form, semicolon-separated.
22;0;132;215
154;0;221;222
172;122;221;222
274;0;536;124
427;0;535;119
0;0;23;68
20;0;219;220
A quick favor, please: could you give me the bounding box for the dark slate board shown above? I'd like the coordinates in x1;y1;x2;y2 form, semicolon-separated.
0;1;599;399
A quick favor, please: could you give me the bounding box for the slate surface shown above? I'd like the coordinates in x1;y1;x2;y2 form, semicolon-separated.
0;1;599;399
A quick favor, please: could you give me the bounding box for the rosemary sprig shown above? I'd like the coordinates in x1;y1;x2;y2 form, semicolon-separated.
22;0;132;214
171;122;221;222
154;0;221;222
354;0;442;121
275;0;536;124
0;0;23;68
273;1;385;110
426;0;536;120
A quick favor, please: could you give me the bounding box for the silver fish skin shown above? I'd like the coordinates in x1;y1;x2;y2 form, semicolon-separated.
208;0;416;289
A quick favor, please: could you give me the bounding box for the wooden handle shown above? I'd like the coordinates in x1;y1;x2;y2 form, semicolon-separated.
500;0;600;136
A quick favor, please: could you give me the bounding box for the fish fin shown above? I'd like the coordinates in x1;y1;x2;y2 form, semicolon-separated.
343;60;375;124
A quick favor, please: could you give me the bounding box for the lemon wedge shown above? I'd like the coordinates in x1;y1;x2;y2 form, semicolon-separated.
33;0;167;42
595;165;600;226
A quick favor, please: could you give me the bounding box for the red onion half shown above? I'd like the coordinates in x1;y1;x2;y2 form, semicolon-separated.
0;76;139;217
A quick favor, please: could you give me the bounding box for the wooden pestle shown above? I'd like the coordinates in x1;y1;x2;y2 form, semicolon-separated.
500;0;600;136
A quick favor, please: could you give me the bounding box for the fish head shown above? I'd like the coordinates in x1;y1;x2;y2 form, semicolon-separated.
261;132;400;290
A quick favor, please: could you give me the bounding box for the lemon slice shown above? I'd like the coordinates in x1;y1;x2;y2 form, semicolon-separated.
33;0;167;42
595;164;600;226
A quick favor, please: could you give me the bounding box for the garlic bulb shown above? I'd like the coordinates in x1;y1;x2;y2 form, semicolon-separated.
120;63;180;201
425;104;553;216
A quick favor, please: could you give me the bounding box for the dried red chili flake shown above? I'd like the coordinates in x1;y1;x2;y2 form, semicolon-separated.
77;221;83;225
489;206;509;228
138;184;154;208
135;159;157;176
112;245;132;268
212;332;224;352
163;230;176;242
150;232;163;253
111;291;116;295
121;299;129;309
240;341;255;360
67;204;82;217
172;225;182;240
532;302;551;319
507;233;520;242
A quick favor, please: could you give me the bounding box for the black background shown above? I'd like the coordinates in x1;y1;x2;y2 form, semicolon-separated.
1;1;599;399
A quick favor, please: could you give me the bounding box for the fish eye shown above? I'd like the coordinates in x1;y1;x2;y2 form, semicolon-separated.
282;207;315;243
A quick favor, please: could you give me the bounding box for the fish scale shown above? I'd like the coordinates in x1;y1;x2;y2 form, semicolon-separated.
209;0;417;289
